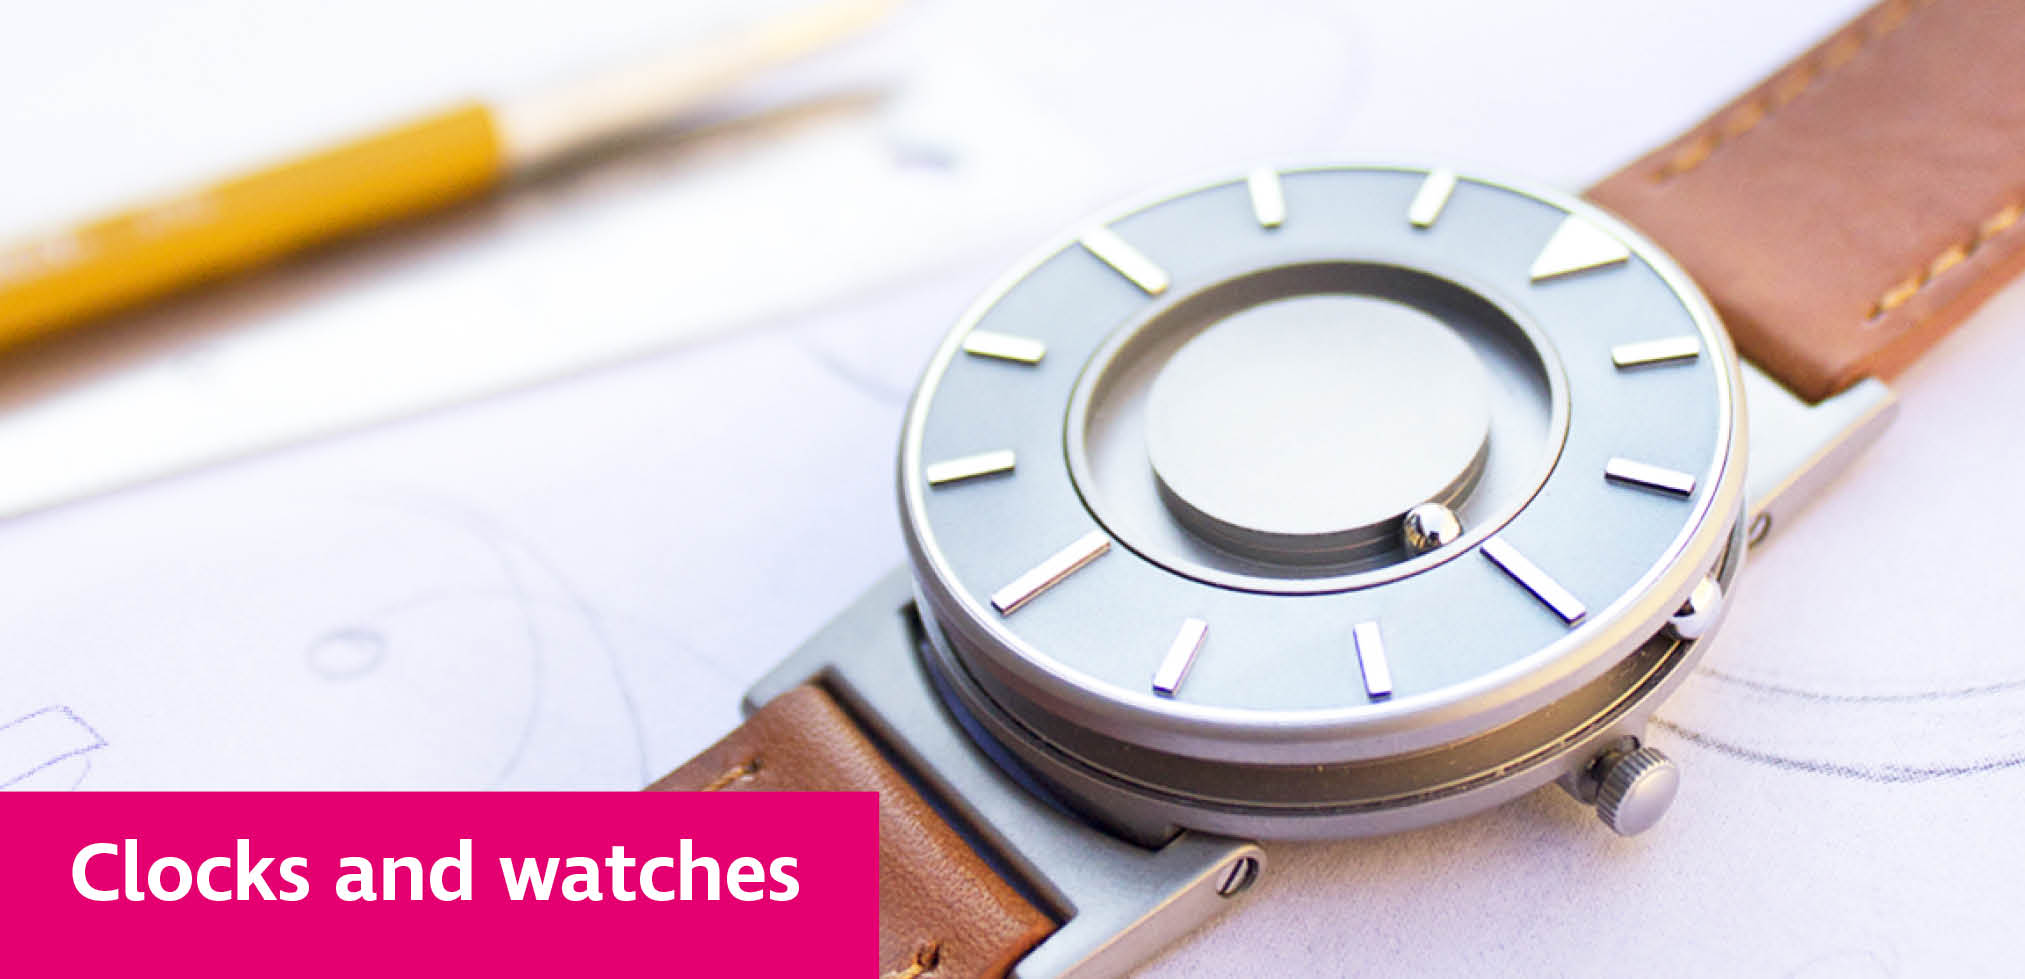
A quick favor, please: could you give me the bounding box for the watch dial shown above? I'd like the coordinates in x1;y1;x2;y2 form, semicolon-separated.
900;164;1742;764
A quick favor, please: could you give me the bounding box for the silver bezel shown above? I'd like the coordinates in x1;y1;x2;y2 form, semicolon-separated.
898;162;1746;793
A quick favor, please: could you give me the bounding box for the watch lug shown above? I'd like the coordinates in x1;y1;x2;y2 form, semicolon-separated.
747;569;1262;979
1742;360;1898;548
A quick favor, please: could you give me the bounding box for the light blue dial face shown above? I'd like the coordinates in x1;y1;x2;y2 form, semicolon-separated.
903;165;1736;717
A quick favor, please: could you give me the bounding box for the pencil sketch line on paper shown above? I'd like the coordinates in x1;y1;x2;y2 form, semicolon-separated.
1693;665;2025;705
804;341;913;405
477;514;548;789
386;494;651;786
0;706;108;790
1653;719;2025;784
311;499;547;787
315;491;652;786
305;627;389;681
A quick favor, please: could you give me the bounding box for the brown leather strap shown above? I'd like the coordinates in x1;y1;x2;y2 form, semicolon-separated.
650;684;1054;978
1588;0;2025;403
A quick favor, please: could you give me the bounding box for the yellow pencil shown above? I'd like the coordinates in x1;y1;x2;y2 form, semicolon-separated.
0;0;894;352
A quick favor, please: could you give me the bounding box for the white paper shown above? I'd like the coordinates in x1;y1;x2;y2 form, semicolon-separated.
6;0;2024;975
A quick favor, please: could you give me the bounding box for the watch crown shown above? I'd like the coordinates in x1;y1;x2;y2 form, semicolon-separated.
1594;745;1679;836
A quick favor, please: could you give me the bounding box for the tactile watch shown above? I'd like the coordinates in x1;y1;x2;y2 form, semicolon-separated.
654;2;2025;975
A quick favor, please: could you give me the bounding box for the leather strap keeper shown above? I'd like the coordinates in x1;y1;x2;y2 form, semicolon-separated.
1589;0;2025;403
650;684;1055;978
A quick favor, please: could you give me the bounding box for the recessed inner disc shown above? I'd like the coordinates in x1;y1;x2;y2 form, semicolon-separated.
1143;295;1491;562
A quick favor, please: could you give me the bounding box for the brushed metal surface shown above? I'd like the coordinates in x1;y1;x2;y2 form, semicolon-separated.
1142;295;1490;562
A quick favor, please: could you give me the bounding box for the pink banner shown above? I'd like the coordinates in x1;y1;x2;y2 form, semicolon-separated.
0;791;877;974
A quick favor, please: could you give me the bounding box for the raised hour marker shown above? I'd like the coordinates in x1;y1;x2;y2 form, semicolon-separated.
1080;227;1169;295
1482;538;1587;624
1610;335;1701;368
1530;215;1630;282
1605;457;1696;497
991;530;1111;615
1408;169;1457;228
926;450;1016;486
1247;169;1286;228
1152;618;1209;697
1352;621;1393;699
962;331;1047;365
